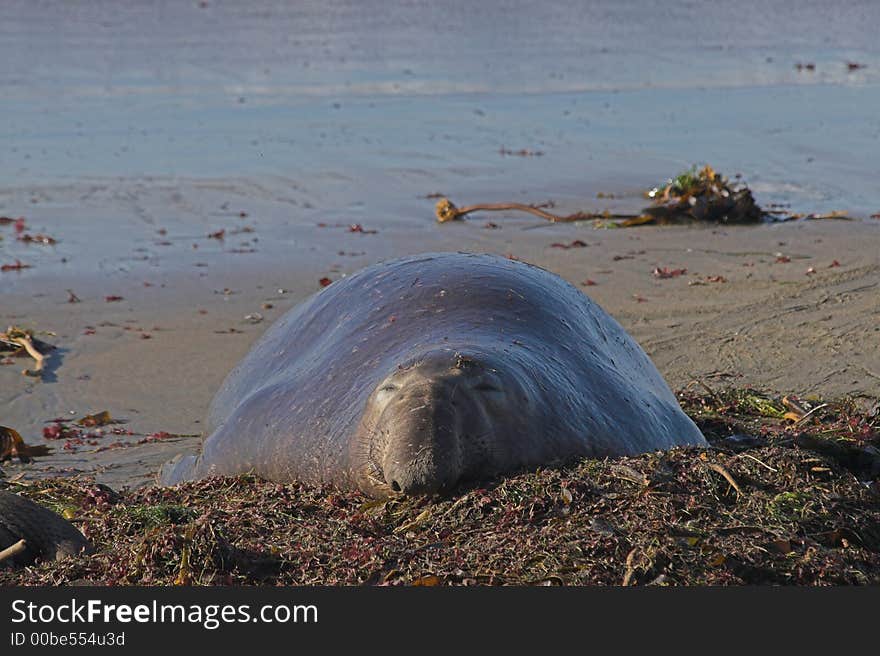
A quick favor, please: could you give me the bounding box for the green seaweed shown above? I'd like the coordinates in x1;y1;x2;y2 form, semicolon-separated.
120;503;195;529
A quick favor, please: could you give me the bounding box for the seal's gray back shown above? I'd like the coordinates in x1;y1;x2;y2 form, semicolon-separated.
0;491;90;566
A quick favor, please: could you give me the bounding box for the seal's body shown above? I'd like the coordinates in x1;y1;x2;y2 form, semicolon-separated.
160;252;705;496
0;491;90;567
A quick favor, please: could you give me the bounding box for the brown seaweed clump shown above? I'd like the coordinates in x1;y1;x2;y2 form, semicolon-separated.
642;164;764;224
1;389;877;586
434;164;766;227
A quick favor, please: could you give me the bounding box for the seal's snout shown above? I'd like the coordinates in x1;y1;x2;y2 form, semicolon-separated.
353;349;512;498
380;382;463;496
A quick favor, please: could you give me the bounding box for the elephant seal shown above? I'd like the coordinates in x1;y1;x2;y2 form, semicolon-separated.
0;490;90;567
160;252;705;496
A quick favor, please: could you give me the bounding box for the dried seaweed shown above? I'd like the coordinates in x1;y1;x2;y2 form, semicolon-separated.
2;389;877;586
435;164;766;228
0;326;55;377
642;164;764;224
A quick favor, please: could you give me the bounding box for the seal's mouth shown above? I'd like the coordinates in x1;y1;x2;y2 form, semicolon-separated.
361;456;400;498
356;428;400;498
356;418;462;498
359;425;502;499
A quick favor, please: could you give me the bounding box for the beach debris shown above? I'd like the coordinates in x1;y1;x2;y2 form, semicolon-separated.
652;267;687;279
0;326;54;377
707;462;743;497
207;229;225;240
688;275;728;286
846;61;866;71
550;240;588;249
43;423;72;440
795;62;816;72
174;545;193;585
780;395;827;425
319;277;333;287
104;295;124;302
66;289;81;303
499;146;544;157
145;431;174;441
1;260;31;272
806;210;851;220
39;415;193;454
436;164;764;227
76;411;114;428
0;540;28;565
0;426;52;462
642;165;763;224
775;210;853;221
17;232;57;245
435;198;641;224
316;221;378;234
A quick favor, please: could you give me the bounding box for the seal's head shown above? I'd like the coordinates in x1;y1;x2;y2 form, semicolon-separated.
352;349;531;497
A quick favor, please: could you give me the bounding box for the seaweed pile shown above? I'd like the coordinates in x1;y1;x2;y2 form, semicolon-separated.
2;390;878;586
642;164;764;224
434;164;765;227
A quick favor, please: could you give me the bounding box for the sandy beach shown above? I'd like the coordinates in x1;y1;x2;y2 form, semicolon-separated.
2;0;879;492
3;206;878;489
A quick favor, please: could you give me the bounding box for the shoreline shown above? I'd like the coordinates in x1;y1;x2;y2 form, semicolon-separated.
3;211;879;489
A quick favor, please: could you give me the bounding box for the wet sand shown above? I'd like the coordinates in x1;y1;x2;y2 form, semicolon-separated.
3;207;878;488
1;1;879;488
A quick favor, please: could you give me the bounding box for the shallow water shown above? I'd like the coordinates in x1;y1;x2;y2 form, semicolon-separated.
2;0;878;211
2;0;879;295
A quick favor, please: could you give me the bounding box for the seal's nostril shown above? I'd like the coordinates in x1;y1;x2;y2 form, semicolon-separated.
390;480;402;493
